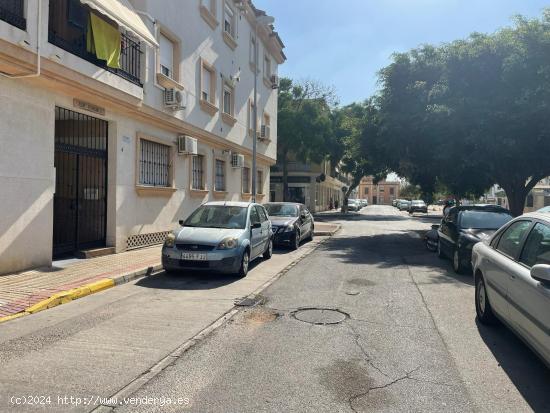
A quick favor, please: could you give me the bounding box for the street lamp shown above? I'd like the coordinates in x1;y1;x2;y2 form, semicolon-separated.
251;14;274;203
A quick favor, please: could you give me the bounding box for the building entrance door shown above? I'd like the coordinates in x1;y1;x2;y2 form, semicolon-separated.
53;107;108;257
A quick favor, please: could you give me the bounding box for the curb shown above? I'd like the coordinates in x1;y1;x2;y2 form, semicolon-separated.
0;264;163;325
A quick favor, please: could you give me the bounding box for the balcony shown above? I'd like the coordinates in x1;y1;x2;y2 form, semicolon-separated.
48;0;142;86
0;0;26;30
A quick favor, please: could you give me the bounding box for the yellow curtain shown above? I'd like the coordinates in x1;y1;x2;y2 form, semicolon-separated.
86;13;121;69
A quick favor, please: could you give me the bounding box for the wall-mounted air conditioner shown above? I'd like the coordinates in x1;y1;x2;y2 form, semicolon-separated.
259;125;270;140
164;88;186;110
231;152;245;168
177;135;197;155
270;75;279;90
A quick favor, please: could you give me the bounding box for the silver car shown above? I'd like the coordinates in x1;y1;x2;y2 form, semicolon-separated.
162;202;273;276
472;212;550;367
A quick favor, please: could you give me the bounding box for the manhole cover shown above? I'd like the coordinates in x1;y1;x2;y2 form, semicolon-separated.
292;308;348;325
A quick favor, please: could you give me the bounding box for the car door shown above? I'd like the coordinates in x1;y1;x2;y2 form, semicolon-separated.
249;206;263;259
305;208;313;235
439;209;457;256
298;205;309;239
511;222;550;361
256;205;271;252
484;220;532;321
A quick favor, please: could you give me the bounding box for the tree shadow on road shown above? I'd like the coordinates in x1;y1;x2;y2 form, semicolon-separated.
476;319;550;411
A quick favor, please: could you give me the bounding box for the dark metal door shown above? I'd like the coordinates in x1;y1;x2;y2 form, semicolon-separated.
53;107;108;257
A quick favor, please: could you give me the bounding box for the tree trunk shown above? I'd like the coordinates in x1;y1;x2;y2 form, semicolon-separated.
282;150;289;202
500;175;543;217
341;180;361;213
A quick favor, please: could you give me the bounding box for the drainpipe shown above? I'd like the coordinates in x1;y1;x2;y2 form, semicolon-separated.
0;0;41;79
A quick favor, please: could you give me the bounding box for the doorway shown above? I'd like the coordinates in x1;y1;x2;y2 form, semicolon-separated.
53;107;108;257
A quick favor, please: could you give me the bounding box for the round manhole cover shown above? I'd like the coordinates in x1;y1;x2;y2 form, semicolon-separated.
292;308;348;325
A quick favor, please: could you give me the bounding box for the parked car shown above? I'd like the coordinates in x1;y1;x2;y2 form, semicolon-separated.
348;199;361;211
409;200;428;214
472;211;550;367
538;206;550;213
359;199;369;208
264;202;314;249
437;205;513;273
398;200;411;211
162;202;272;276
425;224;440;251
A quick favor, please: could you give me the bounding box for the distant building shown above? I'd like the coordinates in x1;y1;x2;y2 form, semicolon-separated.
270;158;348;212
357;177;400;205
483;178;550;212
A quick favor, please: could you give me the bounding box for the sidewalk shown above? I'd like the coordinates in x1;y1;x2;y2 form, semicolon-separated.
0;223;339;322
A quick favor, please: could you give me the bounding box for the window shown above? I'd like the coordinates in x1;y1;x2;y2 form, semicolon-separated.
139;139;171;187
192;155;205;190
215;159;226;191
242;167;251;193
364;187;369;195
201;64;213;102
200;0;218;29
200;60;217;114
526;194;534;208
201;0;216;14
520;223;550;267
224;2;235;37
223;83;233;115
257;170;264;194
496;220;532;258
379;187;385;192
159;33;174;78
250;35;256;65
390;187;395;195
257;206;268;222
250;206;260;225
264;55;271;78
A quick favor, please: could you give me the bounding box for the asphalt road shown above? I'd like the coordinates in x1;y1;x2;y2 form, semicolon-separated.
114;205;550;413
1;205;549;412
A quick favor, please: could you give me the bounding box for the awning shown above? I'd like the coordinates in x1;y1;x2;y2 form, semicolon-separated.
80;0;158;48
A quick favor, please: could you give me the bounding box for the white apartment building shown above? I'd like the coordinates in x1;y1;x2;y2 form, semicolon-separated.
0;0;285;274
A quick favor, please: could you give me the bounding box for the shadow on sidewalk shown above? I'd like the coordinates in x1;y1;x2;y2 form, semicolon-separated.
476;319;550;411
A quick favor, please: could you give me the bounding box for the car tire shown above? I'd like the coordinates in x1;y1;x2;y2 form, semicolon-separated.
426;238;437;252
263;239;273;260
453;248;466;274
475;274;497;325
238;249;250;277
292;231;300;250
437;240;445;259
306;226;314;241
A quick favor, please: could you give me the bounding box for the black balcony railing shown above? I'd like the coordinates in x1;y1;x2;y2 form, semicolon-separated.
0;0;26;30
48;0;142;86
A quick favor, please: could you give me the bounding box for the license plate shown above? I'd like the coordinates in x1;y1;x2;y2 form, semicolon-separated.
181;252;207;261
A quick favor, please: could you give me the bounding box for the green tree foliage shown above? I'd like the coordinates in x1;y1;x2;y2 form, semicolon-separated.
377;11;550;216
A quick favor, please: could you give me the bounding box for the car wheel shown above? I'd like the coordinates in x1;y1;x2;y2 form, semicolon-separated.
475;275;497;325
307;226;314;241
426;238;436;252
238;250;250;277
292;231;300;250
437;240;445;258
263;239;273;260
453;248;466;274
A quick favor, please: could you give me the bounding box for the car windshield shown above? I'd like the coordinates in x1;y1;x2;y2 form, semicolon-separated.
184;205;248;229
459;210;513;229
265;204;299;217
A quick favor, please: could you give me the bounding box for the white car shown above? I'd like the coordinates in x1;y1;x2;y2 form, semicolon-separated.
471;212;550;367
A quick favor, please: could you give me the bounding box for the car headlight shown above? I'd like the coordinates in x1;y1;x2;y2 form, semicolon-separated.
284;225;294;233
218;237;238;249
164;233;176;248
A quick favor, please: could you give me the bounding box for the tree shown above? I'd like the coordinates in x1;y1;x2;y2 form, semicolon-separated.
277;78;338;200
376;10;550;216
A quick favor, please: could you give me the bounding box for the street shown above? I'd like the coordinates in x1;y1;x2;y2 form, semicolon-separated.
1;205;548;412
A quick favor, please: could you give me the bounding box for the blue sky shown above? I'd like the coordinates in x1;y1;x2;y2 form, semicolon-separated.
254;0;549;105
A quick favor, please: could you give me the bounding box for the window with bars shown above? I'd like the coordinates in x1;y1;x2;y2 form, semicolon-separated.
139;139;171;187
242;167;250;194
192;155;205;190
215;159;226;191
257;170;264;194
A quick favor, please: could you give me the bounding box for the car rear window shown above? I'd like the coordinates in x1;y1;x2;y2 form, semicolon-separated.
459;210;513;229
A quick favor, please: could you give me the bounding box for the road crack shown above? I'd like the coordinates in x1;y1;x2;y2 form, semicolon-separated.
345;322;390;379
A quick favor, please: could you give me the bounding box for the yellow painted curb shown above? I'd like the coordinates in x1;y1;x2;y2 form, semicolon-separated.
0;278;116;322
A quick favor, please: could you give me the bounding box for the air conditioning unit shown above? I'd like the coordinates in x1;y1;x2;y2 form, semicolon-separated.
231;152;245;168
177;135;197;155
270;74;279;90
259;125;270;140
164;88;186;110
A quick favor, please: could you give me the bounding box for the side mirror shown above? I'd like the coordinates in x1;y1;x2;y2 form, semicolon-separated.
431;224;440;230
251;222;262;229
530;264;550;284
178;220;184;226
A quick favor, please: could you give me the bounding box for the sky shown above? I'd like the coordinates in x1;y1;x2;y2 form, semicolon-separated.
254;0;549;105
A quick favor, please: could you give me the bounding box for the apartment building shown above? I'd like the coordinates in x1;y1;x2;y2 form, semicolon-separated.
0;0;285;274
357;176;400;205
